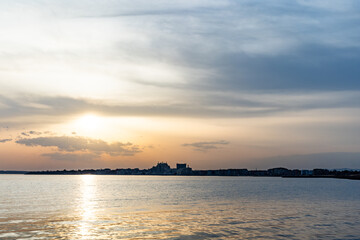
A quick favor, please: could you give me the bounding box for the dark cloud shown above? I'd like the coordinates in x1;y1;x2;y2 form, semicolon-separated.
0;138;12;143
16;136;142;156
42;152;99;162
100;0;360;93
182;140;229;152
206;46;360;92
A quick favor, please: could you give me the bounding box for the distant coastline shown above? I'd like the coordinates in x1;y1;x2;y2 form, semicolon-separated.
0;171;28;174
3;162;359;180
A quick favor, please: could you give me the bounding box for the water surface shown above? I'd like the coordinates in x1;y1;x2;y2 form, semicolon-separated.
0;175;359;239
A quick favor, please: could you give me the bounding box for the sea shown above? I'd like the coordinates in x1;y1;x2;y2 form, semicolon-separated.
0;175;359;239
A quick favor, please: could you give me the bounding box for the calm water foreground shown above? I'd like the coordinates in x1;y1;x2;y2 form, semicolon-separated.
0;175;359;240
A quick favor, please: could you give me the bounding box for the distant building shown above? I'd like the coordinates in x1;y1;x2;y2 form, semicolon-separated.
149;162;172;175
177;163;187;169
174;163;191;175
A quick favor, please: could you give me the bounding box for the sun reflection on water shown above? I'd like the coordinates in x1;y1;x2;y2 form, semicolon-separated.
78;175;97;239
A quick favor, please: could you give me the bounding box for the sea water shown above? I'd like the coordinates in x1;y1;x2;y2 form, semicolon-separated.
0;175;359;239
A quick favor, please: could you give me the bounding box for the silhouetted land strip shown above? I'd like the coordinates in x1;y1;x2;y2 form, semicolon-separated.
20;163;360;180
0;171;28;174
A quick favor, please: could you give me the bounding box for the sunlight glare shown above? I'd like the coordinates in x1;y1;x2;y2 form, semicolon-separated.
75;114;101;132
78;175;96;239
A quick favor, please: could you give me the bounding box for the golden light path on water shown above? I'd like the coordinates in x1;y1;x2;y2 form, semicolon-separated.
79;175;97;239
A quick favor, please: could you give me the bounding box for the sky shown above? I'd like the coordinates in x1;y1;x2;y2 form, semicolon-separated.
1;0;360;170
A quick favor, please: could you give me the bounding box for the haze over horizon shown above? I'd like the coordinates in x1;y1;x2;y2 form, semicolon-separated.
1;0;360;171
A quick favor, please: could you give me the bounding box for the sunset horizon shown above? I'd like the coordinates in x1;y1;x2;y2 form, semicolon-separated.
1;1;360;171
1;1;360;239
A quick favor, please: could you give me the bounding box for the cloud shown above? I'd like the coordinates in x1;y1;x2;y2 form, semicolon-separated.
182;140;229;152
28;131;42;135
207;45;360;92
16;136;142;156
0;138;12;143
1;1;360;127
20;131;43;137
42;152;99;162
1;0;360;96
0;0;359;169
1;91;360;129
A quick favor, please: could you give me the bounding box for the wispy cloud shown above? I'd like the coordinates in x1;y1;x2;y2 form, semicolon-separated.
19;131;44;137
182;140;229;152
16;136;142;156
1;0;360;98
28;131;42;135
1;91;360;128
0;138;12;143
1;0;360;121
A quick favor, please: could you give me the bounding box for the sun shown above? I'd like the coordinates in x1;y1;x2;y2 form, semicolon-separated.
76;114;101;132
65;114;142;140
